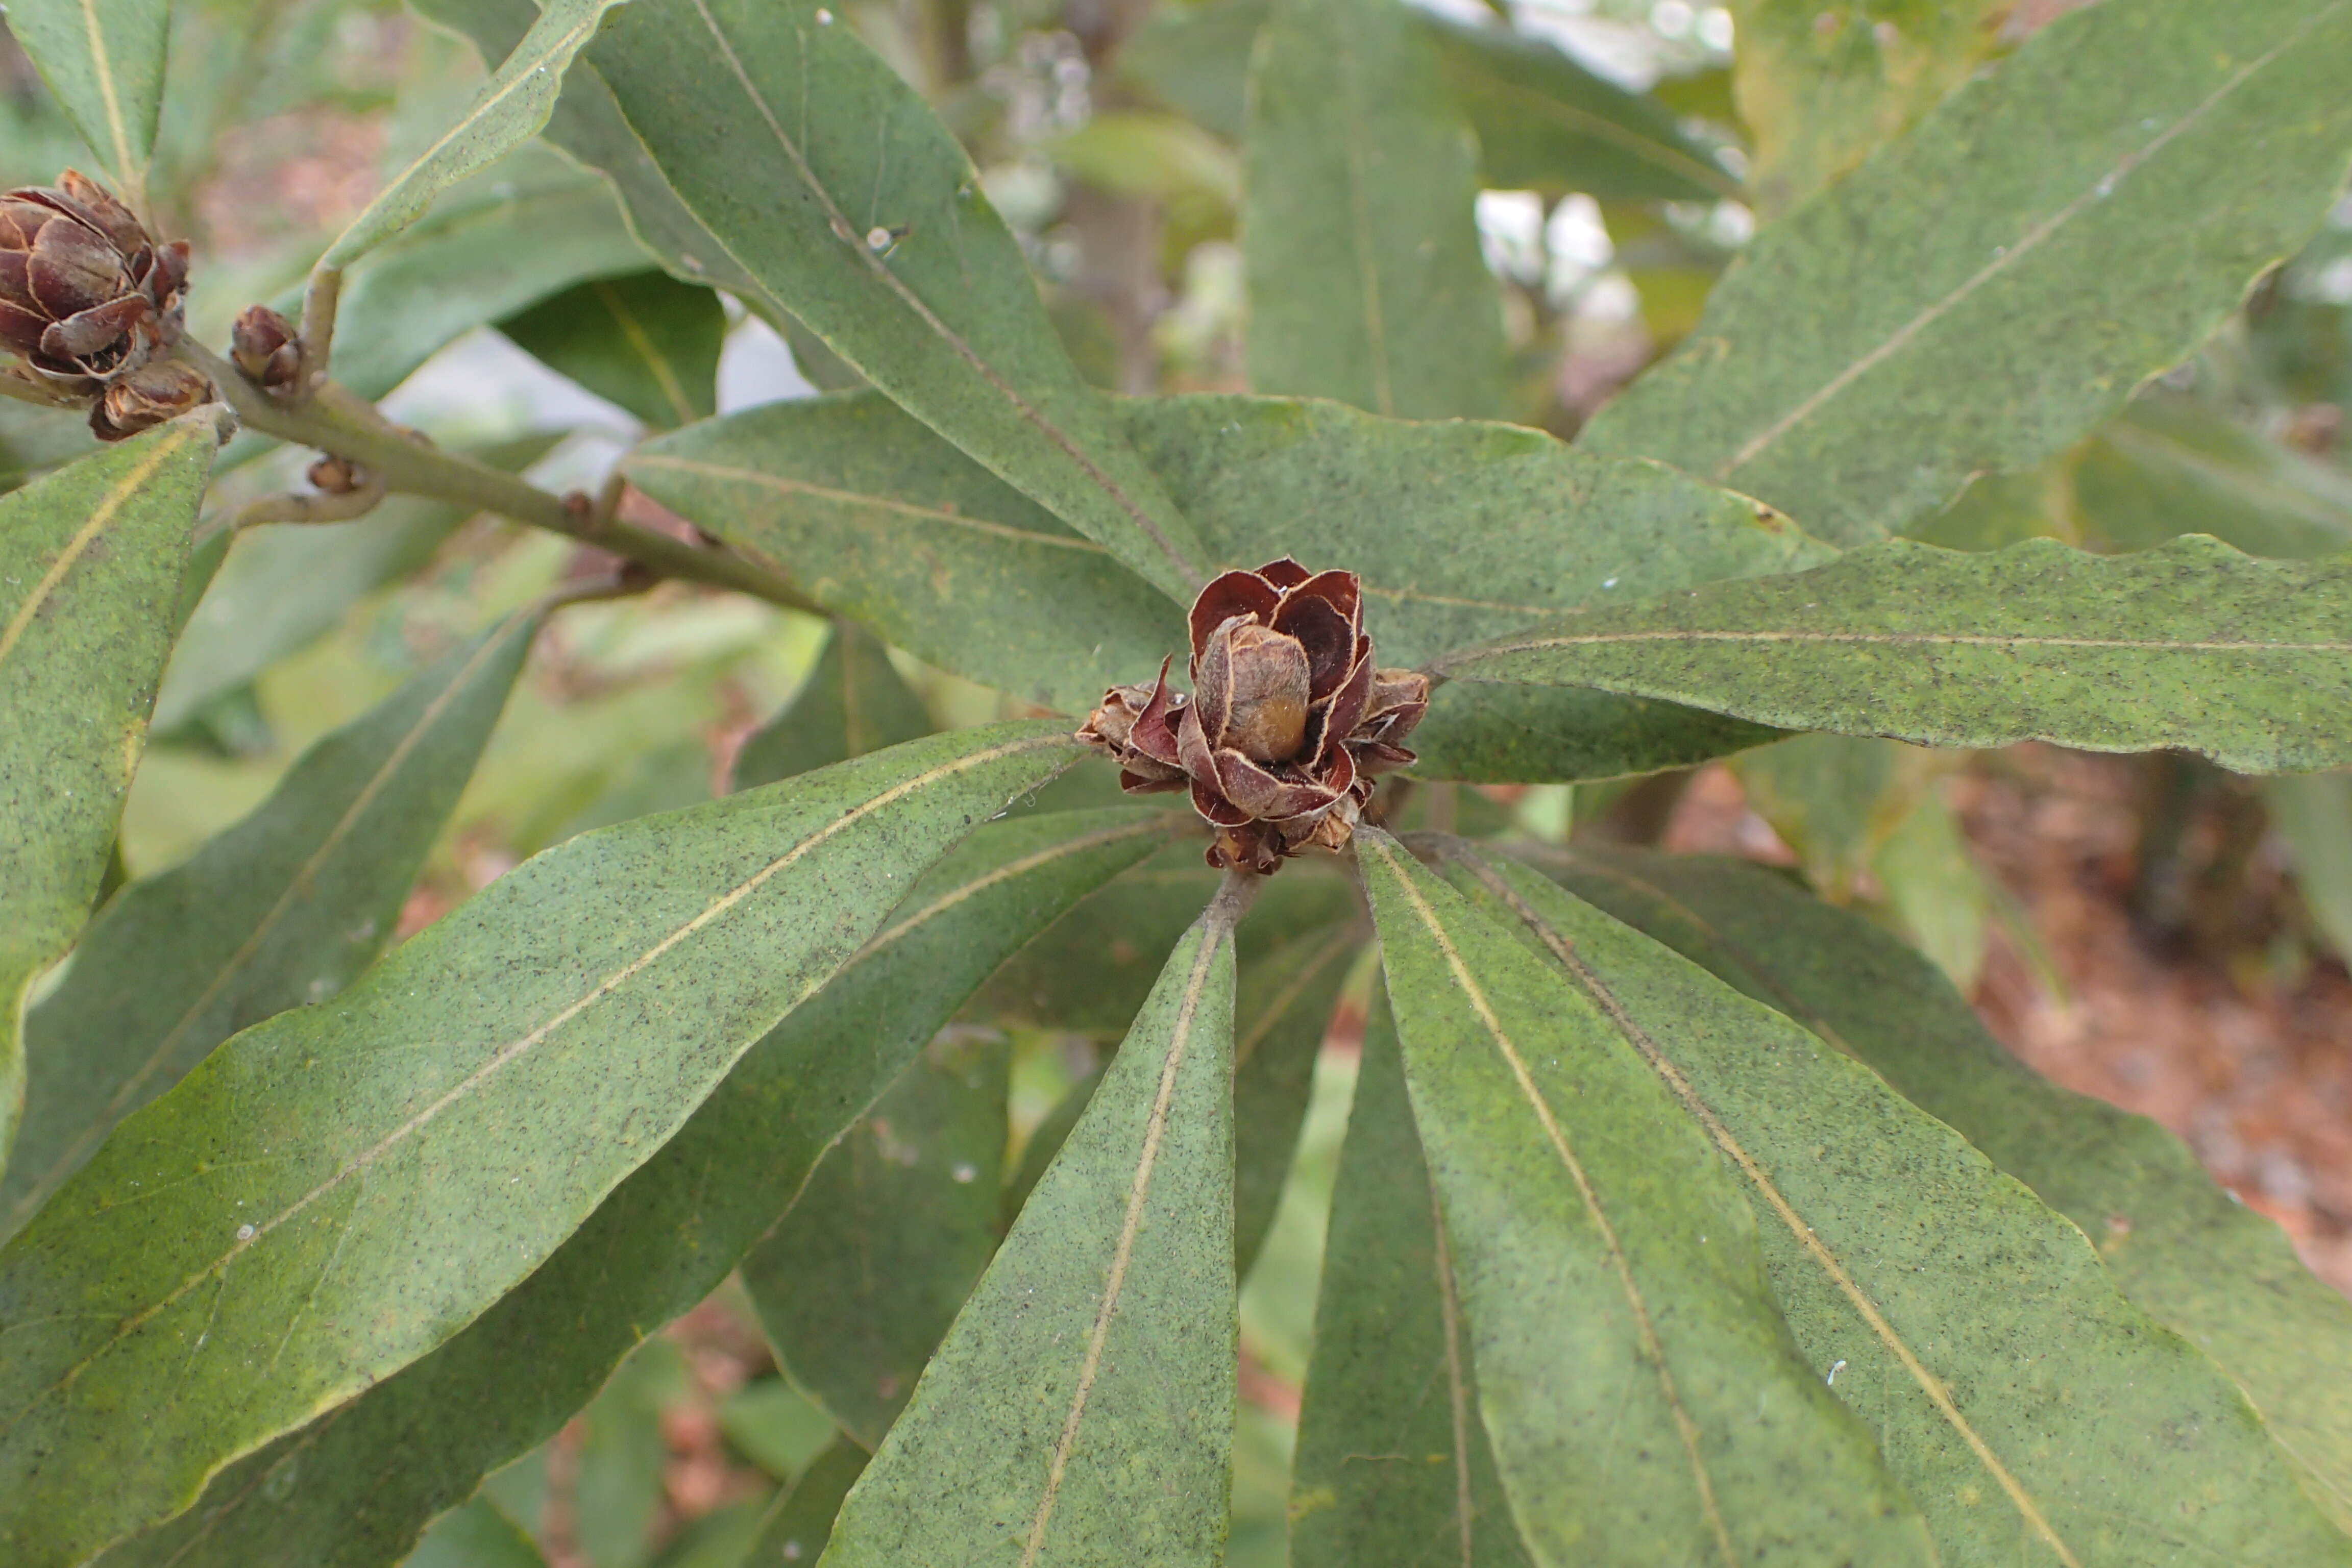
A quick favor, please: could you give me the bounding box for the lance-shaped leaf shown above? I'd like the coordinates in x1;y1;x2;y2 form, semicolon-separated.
499;270;725;431
6;0;169;208
289;154;657;403
1419;15;1738;202
82;807;1178;1568
1230;915;1358;1278
1291;992;1532;1568
823;894;1241;1567
1439;534;2352;774
1582;0;2352;544
742;1033;1010;1450
733;621;934;791
1446;846;2352;1561
1530;842;2352;1531
0;412;224;1170
413;0;785;320
629;391;1817;775
2270;772;2352;965
4;615;537;1241
404;1496;549;1568
1356;828;1931;1564
1728;0;2005;216
322;0;631;270
1244;0;1505;419
590;0;1212;603
0;721;1078;1567
746;1439;867;1567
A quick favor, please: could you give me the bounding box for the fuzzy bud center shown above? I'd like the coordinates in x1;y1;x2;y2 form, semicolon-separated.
1221;624;1312;763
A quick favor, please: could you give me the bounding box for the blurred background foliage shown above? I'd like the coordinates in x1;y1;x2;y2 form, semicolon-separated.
6;0;2351;1562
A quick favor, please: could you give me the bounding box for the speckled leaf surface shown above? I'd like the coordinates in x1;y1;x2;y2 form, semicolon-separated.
1442;535;2352;774
0;721;1079;1568
743;1032;1010;1450
1728;0;2005;216
1534;843;2352;1533
733;621;935;791
632;391;1819;774
80;806;1174;1568
1243;0;1505;420
1357;829;1930;1564
4;615;535;1242
1448;847;2352;1564
823;909;1237;1567
1291;992;1532;1568
323;0;631;268
1584;0;2352;543
500;270;725;430
0;413;223;1173
591;0;1212;602
7;0;170;206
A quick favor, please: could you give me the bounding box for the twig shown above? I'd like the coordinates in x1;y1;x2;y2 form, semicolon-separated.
178;338;826;615
228;469;389;532
0;370;83;409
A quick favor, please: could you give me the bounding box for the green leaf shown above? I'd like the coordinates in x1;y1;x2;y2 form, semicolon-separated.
1356;829;1931;1563
742;1033;1010;1450
1583;0;2352;544
1121;0;1266;141
1290;991;1532;1568
573;1337;691;1566
1532;842;2352;1532
0;412;224;1171
0;722;1076;1567
1728;0;2004;216
411;0;780;313
732;621;934;792
2070;389;2352;560
823;897;1240;1567
743;1439;866;1567
499;270;725;430
1447;845;2352;1561
155;433;561;732
6;0;169;207
590;0;1213;602
1726;733;1921;898
631;391;1823;775
1419;15;1738;202
1231;917;1358;1280
323;0;631;269
1868;789;1990;991
1440;534;2352;774
3;615;535;1241
275;151;658;403
1243;0;1503;420
2269;771;2352;965
718;1378;837;1482
81;806;1175;1568
403;1496;549;1568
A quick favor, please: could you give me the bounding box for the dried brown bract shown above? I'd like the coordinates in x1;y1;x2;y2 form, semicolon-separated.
87;359;215;442
0;172;189;401
1077;557;1430;874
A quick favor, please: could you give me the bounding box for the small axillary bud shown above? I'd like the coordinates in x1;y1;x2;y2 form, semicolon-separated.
1218;623;1311;764
231;305;303;394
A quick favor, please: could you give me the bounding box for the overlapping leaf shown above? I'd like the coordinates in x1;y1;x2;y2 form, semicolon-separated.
4;614;536;1241
1447;847;2352;1561
1536;843;2352;1529
823;901;1239;1567
1439;534;2352;773
628;391;1820;776
83;806;1175;1568
0;722;1077;1567
1729;0;2004;216
1291;992;1532;1567
499;270;724;430
6;0;169;207
742;1033;1009;1449
0;412;224;1171
2270;772;2352;965
1584;0;2352;543
1356;829;1932;1563
590;0;1212;602
733;621;935;792
1244;0;1504;420
322;0;631;270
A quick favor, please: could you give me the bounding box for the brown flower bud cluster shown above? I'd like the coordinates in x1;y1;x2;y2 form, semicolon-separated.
1079;558;1430;874
231;305;303;394
0;171;208;440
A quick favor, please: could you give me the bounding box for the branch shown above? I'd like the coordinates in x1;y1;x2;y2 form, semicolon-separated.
178;339;825;616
